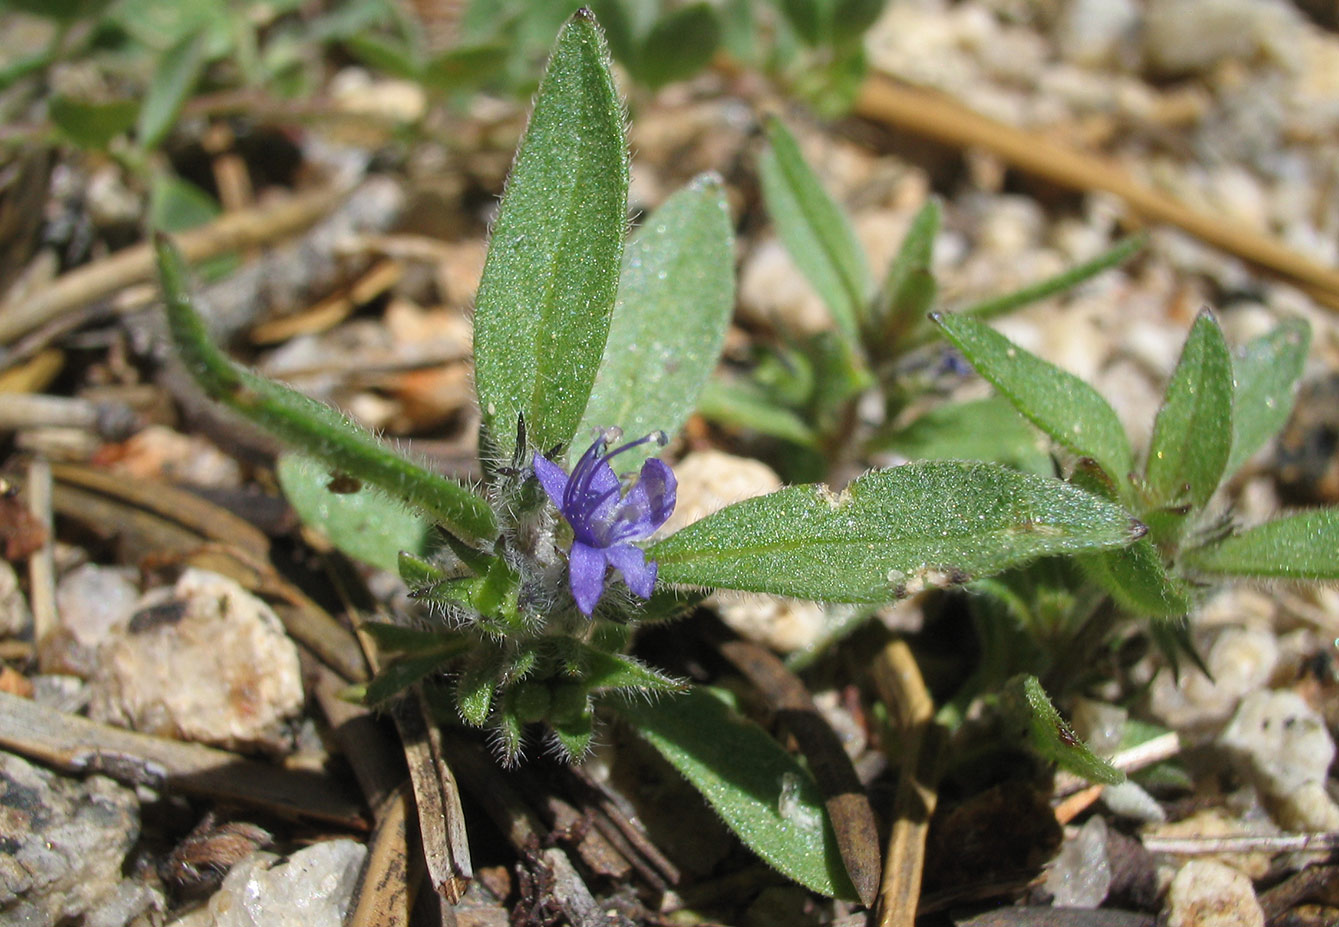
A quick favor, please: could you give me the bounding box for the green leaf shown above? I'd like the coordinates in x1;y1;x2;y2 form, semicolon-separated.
759;117;869;348
149;173;219;231
275;452;432;574
472;10;629;462
1226;318;1310;478
343;32;422;80
776;0;833;45
155;235;497;547
421;43;510;92
364;637;471;706
876;396;1051;474
577;173;735;471
831;0;886;45
615;686;857;899
1079;538;1192;618
48;95;138;150
695;376;819;448
137;29;208;149
650;461;1141;602
634;3;720;88
870;198;938;353
2;0;112;19
1144;309;1234;510
360;620;459;655
1001;675;1123;785
577;645;686;694
1184;509;1339;580
934;312;1134;488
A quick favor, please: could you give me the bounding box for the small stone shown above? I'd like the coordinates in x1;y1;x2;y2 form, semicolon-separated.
0;558;30;636
1100;780;1167;824
1164;859;1264;927
1218;689;1339;830
0;750;142;927
180;840;367;927
1043;815;1112;908
88;569;304;753
1054;0;1140;67
1070;697;1127;755
1142;0;1303;78
1147;627;1278;728
662;452;827;652
55;563;138;649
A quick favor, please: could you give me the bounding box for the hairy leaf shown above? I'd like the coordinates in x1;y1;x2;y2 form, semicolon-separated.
1079;538;1192;618
616;686;857;899
1185;509;1339;580
1226;318;1310;478
578;173;734;471
155;235;497;546
1145;309;1233;509
934;312;1134;488
1002;675;1123;785
650;461;1141;602
760;118;869;347
473;10;628;461
277;453;432;574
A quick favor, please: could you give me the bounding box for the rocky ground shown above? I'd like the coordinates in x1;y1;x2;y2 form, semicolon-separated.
2;1;1339;925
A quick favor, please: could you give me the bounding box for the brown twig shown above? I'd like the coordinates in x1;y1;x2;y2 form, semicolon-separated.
0;184;352;350
718;638;882;906
0;691;366;827
871;638;944;927
1141;832;1339;855
1052;731;1183;802
392;692;473;903
347;784;424;927
854;74;1339;311
24;457;56;642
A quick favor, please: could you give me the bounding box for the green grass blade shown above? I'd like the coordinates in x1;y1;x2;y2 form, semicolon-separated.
759;117;869;348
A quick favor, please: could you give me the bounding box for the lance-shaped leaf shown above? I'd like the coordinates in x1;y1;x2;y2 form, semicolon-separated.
649;461;1142;602
760;118;869;348
934;312;1134;489
1079;539;1192;618
1145;309;1234;509
635;3;721;89
1226;318;1310;478
1184;509;1339;580
615;686;857;900
473;10;628;461
1002;675;1123;785
155;235;497;546
137;29;208;149
577;173;735;472
870;198;939;352
276;453;432;574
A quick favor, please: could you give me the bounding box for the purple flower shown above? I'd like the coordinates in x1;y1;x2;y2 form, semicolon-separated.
534;429;676;615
